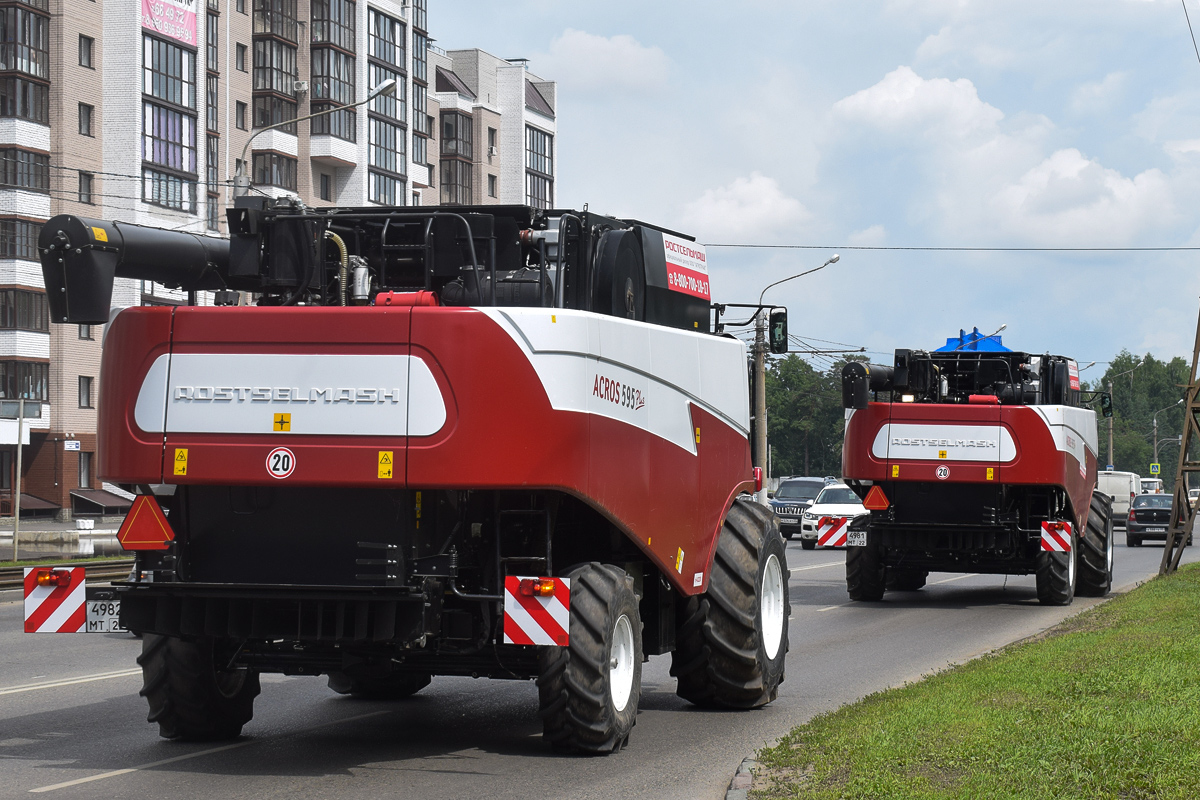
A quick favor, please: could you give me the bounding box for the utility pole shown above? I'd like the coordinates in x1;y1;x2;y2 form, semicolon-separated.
1107;379;1114;469
754;312;768;505
12;397;23;562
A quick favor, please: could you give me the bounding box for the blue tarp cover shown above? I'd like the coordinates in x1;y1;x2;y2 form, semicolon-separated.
936;327;1012;352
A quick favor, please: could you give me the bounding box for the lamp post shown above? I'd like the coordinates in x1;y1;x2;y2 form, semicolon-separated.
753;254;840;504
1106;359;1145;468
1152;399;1183;468
234;79;398;198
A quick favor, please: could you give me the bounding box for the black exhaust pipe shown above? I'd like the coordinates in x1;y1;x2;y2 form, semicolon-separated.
842;362;895;409
39;215;230;324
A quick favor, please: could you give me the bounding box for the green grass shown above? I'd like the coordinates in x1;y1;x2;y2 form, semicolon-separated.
0;554;130;569
754;564;1200;800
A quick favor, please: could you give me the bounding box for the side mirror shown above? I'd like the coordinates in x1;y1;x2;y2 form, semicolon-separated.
1099;393;1113;419
767;491;775;499
768;309;788;355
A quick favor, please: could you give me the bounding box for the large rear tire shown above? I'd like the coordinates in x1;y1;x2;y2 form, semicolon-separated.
138;634;260;741
1076;492;1114;597
537;563;642;754
846;517;886;601
327;671;431;699
671;499;789;709
1036;526;1077;606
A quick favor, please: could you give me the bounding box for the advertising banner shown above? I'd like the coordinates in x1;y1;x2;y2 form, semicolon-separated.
143;0;197;46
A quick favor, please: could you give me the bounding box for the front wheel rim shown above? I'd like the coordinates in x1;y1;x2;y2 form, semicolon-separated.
761;553;785;660
609;614;635;713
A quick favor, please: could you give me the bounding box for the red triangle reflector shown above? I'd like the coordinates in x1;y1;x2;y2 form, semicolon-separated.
863;485;890;511
116;495;175;551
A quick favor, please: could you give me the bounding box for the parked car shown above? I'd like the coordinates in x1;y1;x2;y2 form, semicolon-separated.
800;484;867;550
769;477;827;541
1127;493;1190;546
1096;470;1141;528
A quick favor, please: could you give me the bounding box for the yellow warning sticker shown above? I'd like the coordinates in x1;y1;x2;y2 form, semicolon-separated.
938;450;948;460
987;467;994;481
551;314;557;323
173;448;188;476
675;547;684;573
378;450;394;479
273;413;291;431
694;427;701;444
891;464;900;478
91;226;108;242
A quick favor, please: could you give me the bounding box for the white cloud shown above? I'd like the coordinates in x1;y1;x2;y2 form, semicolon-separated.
535;29;670;94
847;225;887;246
1069;72;1127;115
680;173;810;243
833;66;1003;141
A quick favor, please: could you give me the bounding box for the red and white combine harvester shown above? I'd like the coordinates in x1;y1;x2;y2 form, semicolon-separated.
36;201;789;752
839;342;1115;604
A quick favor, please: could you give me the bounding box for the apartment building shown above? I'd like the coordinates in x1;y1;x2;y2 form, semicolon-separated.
0;0;557;518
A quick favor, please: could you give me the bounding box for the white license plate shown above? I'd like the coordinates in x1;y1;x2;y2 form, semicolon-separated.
85;589;124;633
847;530;867;547
1147;527;1166;533
780;518;798;524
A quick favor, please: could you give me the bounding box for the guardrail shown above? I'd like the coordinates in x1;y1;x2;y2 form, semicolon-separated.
0;559;134;590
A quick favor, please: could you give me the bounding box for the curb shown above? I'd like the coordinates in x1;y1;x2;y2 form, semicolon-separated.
725;757;755;800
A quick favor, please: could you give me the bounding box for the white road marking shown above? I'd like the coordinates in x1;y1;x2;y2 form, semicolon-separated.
817;604;849;612
30;709;392;793
0;669;142;697
931;573;979;585
788;562;842;574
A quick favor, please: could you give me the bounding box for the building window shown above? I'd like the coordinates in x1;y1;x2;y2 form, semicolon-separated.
441;112;472;159
78;171;93;203
79;34;93;68
488;126;497;153
143;35;196;109
236;0;245;13
368;116;402;174
413;32;427;83
207;74;219;131
253;38;297;94
319;173;332;201
207;134;218;185
79;451;92;488
370;171;399;205
78;375;93;408
78;324;92;340
236;100;247;129
488;174;497;198
79;102;93;135
311;47;355;140
0;5;49;80
0;290;48;331
252;152;296;190
412;0;426;32
526;126;553;209
207;193;220;230
253;0;298;43
143;102;197;173
206;13;219;72
367;9;404;68
0;361;48;401
369;63;404;120
253;95;296;133
236;43;247;71
440;159;471;205
0;218;39;260
0;148;48;192
311;0;355;52
0;77;48;124
142;168;197;212
413;134;426;167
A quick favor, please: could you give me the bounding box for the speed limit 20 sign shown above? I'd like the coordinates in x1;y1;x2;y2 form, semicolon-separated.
266;447;296;479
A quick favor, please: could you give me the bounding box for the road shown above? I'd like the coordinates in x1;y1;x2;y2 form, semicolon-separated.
1;537;1193;800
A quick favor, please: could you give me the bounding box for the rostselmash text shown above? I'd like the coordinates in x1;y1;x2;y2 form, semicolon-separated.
173;387;402;403
891;437;997;448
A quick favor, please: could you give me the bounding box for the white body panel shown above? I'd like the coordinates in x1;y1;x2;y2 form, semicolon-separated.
872;423;1017;463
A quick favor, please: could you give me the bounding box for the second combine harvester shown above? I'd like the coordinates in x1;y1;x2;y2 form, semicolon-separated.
37;199;790;753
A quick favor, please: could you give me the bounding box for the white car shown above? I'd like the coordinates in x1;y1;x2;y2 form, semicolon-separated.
799;484;867;549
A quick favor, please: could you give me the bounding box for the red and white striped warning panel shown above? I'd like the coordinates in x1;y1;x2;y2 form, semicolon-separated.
816;517;849;547
503;576;570;646
1040;521;1073;552
24;567;86;634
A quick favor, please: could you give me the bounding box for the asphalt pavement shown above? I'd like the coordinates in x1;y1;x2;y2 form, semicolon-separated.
0;535;1193;800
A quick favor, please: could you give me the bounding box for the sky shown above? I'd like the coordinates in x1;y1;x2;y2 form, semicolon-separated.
437;0;1200;371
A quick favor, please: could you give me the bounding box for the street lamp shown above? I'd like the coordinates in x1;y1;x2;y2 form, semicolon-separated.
1153;399;1183;468
234;79;398;198
752;254;841;503
1106;358;1145;468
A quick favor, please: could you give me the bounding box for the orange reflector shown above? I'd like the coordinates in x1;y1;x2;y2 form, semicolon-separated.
518;578;556;598
116;495;175;551
35;569;73;587
863;485;890;511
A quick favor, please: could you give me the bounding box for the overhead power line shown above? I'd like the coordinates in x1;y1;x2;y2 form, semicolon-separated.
704;243;1200;252
1184;0;1200;67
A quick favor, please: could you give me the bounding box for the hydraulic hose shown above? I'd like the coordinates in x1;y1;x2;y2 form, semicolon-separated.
325;230;349;306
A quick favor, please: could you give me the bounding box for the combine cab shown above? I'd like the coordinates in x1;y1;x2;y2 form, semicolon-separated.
37;201;789;752
840;345;1114;604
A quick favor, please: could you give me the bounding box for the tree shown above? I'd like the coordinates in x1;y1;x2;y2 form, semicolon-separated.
764;355;861;479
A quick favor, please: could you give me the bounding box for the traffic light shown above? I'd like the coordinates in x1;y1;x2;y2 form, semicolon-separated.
1099;392;1113;418
769;309;788;354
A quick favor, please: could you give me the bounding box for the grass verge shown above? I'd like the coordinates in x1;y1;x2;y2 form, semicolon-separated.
754;564;1200;799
